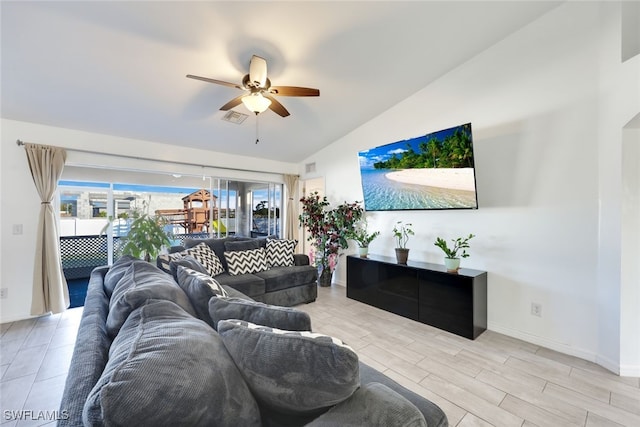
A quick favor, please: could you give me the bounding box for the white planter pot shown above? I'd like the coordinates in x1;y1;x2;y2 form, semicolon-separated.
358;246;369;258
444;257;460;272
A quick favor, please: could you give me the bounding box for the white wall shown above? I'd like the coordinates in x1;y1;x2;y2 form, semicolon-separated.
299;2;639;375
621;126;640;376
0;119;298;323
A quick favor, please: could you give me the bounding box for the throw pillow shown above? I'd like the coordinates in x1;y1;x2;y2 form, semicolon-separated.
177;266;228;327
224;248;268;276
266;239;297;267
84;300;261;427
187;242;225;277
157;242;224;277
156;251;184;275
106;262;195;338
217;319;360;417
208;297;311;331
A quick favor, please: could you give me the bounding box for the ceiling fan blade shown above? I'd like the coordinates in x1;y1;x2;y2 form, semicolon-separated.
186;74;244;90
249;55;268;88
219;95;245;111
269;86;320;97
264;94;290;117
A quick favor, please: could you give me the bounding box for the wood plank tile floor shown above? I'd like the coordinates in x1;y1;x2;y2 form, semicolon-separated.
297;286;640;427
1;285;639;426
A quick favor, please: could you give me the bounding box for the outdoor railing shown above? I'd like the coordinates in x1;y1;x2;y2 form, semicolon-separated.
60;233;212;279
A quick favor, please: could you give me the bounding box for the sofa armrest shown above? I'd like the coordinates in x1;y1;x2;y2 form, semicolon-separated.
358;362;448;426
306;382;428;427
59;267;112;427
293;254;310;266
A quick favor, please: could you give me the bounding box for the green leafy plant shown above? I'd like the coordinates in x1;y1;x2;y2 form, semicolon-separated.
120;211;172;262
392;221;414;249
349;219;380;248
434;234;475;259
102;203;172;262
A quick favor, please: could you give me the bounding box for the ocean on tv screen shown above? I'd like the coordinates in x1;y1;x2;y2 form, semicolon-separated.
358;123;478;211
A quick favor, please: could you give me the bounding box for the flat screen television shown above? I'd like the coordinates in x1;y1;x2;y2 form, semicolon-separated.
358;123;478;211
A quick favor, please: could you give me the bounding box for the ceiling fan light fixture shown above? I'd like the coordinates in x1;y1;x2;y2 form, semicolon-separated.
242;93;271;114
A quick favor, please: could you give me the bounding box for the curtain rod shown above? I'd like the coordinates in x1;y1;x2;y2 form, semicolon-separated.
16;139;295;177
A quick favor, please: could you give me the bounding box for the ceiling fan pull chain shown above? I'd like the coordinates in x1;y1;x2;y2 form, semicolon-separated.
255;112;259;144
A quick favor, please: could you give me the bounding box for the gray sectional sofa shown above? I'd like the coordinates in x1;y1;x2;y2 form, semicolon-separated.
164;236;318;306
58;256;448;426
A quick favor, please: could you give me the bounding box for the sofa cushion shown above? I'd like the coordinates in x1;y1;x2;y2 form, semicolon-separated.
176;266;228;327
217;320;359;417
255;265;318;292
213;273;266;298
224;248;268;276
306;382;427;427
103;255;138;297
266;239;297;267
106;262;195;337
208;297;311;331
84;300;261;427
225;239;260;252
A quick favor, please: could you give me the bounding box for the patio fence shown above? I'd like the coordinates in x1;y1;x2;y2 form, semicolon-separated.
60;233;211;280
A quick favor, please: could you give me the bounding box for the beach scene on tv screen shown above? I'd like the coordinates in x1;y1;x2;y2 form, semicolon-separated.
358;123;478;210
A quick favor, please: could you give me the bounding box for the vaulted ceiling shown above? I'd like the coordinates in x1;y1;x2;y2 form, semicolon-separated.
1;1;560;163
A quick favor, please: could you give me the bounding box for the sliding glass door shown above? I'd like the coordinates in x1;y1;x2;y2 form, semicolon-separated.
58;170;283;276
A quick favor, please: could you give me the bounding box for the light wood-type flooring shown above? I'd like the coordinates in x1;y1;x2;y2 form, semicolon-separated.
1;285;639;426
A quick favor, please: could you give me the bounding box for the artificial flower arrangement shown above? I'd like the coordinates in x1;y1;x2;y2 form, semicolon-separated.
299;192;363;285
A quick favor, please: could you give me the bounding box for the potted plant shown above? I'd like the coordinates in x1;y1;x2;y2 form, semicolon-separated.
299;192;363;286
434;233;475;272
349;219;380;258
103;204;172;262
392;221;414;264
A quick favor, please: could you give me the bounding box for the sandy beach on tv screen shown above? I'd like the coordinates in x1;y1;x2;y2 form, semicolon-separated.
385;168;475;192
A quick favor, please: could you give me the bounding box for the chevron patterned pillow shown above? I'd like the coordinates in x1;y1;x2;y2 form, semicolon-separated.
224;248;268;276
156;251;186;275
266;239;297;267
186;242;225;277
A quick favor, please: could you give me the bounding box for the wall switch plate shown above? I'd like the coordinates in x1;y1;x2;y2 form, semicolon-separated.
531;302;542;317
12;224;23;235
0;288;8;299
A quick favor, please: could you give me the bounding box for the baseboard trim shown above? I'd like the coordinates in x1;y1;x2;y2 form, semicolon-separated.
619;364;640;377
488;321;620;375
0;313;40;324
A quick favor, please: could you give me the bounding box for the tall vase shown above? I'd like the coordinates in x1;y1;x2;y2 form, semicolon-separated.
317;265;333;287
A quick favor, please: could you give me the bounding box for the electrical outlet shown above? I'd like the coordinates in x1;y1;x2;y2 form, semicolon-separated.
0;288;8;299
531;302;542;317
12;224;23;235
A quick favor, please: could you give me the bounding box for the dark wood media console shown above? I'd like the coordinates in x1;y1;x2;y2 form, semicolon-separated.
346;254;487;339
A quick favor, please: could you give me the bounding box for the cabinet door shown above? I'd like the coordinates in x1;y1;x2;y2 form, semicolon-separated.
347;257;419;320
419;272;474;339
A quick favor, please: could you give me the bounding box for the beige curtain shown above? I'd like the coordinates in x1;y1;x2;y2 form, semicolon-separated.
283;174;300;244
24;143;69;315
